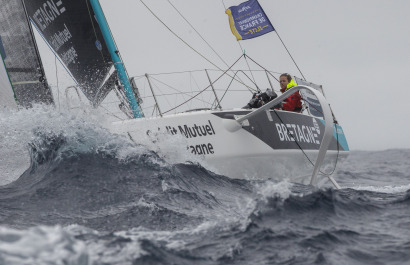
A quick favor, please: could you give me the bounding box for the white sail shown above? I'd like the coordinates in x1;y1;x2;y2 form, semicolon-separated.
0;57;16;109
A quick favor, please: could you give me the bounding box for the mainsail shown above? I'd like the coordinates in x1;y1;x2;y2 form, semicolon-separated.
0;0;54;108
23;0;115;106
0;50;17;109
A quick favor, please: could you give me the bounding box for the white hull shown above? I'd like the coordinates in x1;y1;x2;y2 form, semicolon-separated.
110;109;349;184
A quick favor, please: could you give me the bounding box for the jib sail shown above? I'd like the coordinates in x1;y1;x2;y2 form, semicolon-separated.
23;0;115;106
0;0;54;108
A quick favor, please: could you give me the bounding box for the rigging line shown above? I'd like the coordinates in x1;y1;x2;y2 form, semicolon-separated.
190;72;204;109
319;126;341;177
274;30;306;81
244;54;282;93
99;103;127;121
301;101;343;175
273;110;339;176
132;68;275;79
167;0;230;68
149;76;211;105
220;0;257;88
150;78;172;110
140;89;246;98
131;69;210;78
88;1;132;84
220;0;243;56
266;70;280;83
139;0;222;71
193;71;213;109
265;70;284;76
163;54;243;114
236;70;260;91
54;56;60;110
168;0;249;87
245;54;280;83
139;0;255;92
214;70;239;107
29;18;79;87
86;0;110;64
238;42;259;91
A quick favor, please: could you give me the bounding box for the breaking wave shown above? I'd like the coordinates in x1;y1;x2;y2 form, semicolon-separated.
1;106;410;264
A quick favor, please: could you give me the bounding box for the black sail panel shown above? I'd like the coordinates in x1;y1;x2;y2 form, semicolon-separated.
0;0;54;107
23;0;114;105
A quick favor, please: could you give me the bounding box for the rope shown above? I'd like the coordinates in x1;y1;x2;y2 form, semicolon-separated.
244;55;280;83
99;104;127;121
140;0;224;72
149;76;211;105
272;110;340;177
220;0;245;57
274;31;306;80
217;70;238;106
131;68;280;79
163;54;243;114
238;43;259;92
167;0;230;69
220;0;258;90
139;0;256;92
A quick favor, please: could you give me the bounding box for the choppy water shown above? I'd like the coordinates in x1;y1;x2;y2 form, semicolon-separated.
0;106;409;265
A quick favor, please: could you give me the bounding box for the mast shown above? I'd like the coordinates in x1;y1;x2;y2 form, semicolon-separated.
89;0;143;118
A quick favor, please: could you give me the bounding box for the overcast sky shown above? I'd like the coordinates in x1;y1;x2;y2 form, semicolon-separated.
41;0;410;151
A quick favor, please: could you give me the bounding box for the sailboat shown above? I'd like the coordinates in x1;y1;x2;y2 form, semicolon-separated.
0;0;349;188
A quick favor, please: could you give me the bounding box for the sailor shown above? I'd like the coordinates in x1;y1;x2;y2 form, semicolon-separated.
279;73;302;112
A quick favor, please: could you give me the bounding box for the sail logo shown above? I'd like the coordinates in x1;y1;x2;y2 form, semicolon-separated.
163;120;216;156
238;6;251;13
32;0;66;31
275;119;321;145
312;118;320;135
61;46;78;66
50;23;72;51
95;40;103;51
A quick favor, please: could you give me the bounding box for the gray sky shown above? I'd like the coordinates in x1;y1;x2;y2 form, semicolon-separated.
44;0;410;151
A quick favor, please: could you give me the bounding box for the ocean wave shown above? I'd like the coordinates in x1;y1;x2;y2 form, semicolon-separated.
0;225;89;265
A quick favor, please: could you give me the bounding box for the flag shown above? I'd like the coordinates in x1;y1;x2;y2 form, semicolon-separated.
225;0;274;41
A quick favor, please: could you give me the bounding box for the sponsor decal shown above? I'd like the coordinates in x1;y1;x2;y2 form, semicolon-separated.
61;46;78;65
49;23;72;51
95;40;103;51
32;0;66;31
312;118;321;135
335;126;344;135
149;120;217;156
175;120;215;138
275;118;321;145
238;5;251;13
